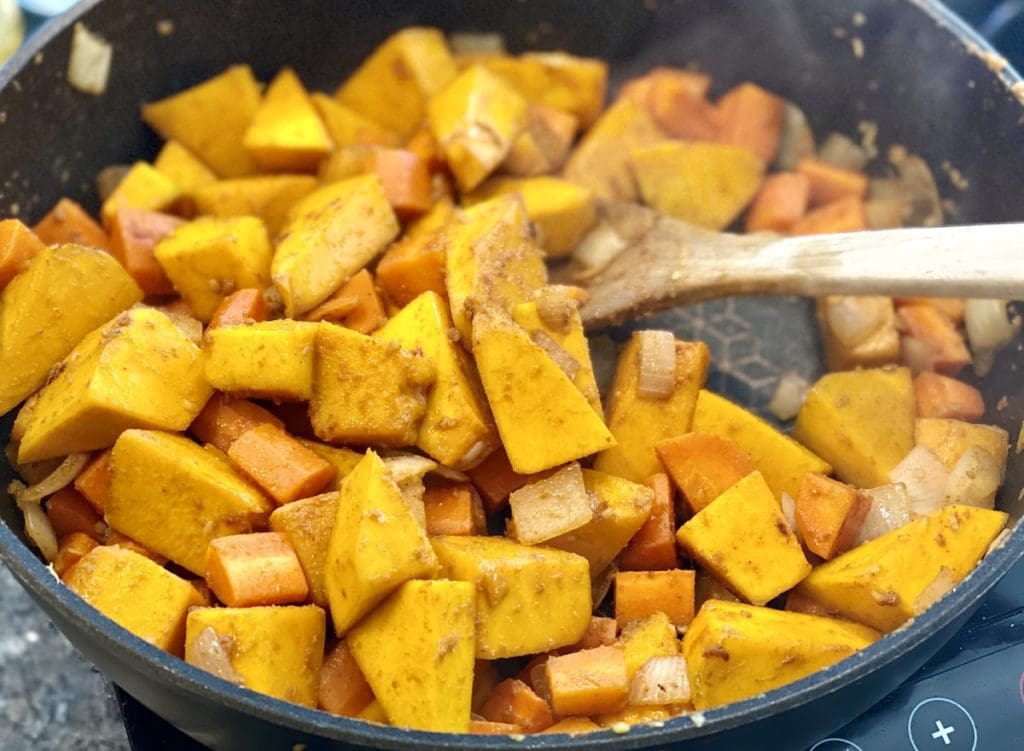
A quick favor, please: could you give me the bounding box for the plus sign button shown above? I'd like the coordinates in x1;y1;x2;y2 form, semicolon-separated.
907;697;977;751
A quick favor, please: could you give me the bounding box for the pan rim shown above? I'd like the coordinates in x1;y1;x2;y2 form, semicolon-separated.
1;0;1023;748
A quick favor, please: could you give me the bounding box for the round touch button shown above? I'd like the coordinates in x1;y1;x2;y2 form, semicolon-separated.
809;739;865;751
907;697;977;751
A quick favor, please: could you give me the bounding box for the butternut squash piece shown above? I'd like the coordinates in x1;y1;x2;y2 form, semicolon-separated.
204;320;319;402
243;67;332;172
193;175;318;235
100;162;182;228
483;52;607;128
268;491;337;608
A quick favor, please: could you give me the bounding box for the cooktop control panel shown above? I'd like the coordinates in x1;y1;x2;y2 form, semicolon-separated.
808;559;1024;751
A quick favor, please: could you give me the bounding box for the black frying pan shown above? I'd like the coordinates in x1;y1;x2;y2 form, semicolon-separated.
1;1;1022;749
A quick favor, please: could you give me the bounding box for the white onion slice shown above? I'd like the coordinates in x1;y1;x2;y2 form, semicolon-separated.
571;222;627;277
825;297;887;348
780;491;799;534
855;484;912;545
889;446;949;517
384;453;436;529
163;311;203;345
911;566;956;615
944;445;1001;509
901;335;934;374
818;132;868;171
531;330;581;381
629;656;692;706
12;484;59;563
768;372;810;421
67;23;112;95
186;627;245;686
636;331;676;400
964;299;1019;377
9;453;89;505
448;32;506;55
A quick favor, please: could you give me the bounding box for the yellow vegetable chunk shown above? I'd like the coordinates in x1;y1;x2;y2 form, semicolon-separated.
793;367;915;488
269;491;337;608
100;161;183;227
631;141;765;230
619;611;680;679
154;216;273;322
427;65;528;191
142;65;262;177
795;504;1008;632
311;324;434;447
677;471;811;606
243;68;333;173
444;195;545;343
595;333;710;483
193;175;318;235
562;98;665;201
271;174;399;317
336;27;457;138
546;469;653;575
682;600;880;710
375;291;498;469
0;244;141;416
323;451;439;635
512;297;603;416
65;546;202;655
204;320;319;402
17;307;211;463
106;429;272;574
311;93;399;148
482;52;607;128
472;314;614;474
915;418;1010;473
468;176;596;257
185;605;325;706
693;389;830;500
349;580;476;732
297;440;362;490
431;535;591;658
154;140;217;213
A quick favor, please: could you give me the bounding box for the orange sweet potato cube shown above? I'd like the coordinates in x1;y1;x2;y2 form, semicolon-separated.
655;433;755;513
480;678;554;733
0;219;46;289
318;640;375;717
614;570;695;628
423;483;487;536
190;393;284;452
375;233;447;307
208;288;269;329
367;148;433;216
789;195;866;236
745;172;810;233
303;269;387;334
544;645;628;717
716;82;785;164
226;423;336;505
53;532;99;578
619;473;678;571
107;208;183;296
46;488;104;541
564;616;618;652
897;303;972;375
466;447;535;514
33;198;110;250
913;372;985;421
794;473;872;560
797;158;869;207
74;450;113;514
204;531;310;607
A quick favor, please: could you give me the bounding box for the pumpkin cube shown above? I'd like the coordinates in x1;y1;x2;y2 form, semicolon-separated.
193;175;318;235
204;320;319;402
269;491;338;607
243;67;333;172
100;162;182;228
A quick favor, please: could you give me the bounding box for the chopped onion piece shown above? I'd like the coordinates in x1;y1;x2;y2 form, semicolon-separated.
891;150;944;227
900;335;934;374
261;285;284;315
855;484;912;545
10;481;59;563
768;372;810;421
864;197;906;230
448;32;506;56
67;23;112;95
163;311;203;344
818;132;868;171
535;285;582;332
629;656;692;706
509;463;592;545
385;453;436;529
10;453;89;505
911;566;956;615
571;222;627;277
95;164;132;202
944;445;1001;509
825;297;887;348
186;627;245;686
774;102;816;171
531;330;581;381
431;463;470;483
965;299;1019;377
780;491;799;534
636;330;676;400
889;446;949;517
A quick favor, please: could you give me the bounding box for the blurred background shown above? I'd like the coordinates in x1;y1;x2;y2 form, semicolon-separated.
3;0;1024;71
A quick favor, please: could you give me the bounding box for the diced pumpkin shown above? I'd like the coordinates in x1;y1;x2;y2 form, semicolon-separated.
310;93;399;148
153;140;217;213
793;367;916;488
482;52;607;128
677;471;810;606
243;67;333;172
100;162;182;228
796;505;1008;631
915;417;1009;474
193;175;318;236
816;296;901;372
619;611;680;679
204;320;319;402
268;491;337;608
53;532;100;578
502;103;577;177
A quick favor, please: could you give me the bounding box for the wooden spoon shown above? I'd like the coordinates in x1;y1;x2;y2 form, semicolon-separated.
564;201;1024;329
